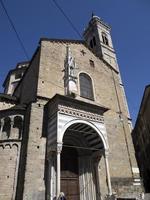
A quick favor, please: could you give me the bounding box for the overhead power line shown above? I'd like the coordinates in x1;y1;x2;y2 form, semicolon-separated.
51;0;83;39
0;0;29;59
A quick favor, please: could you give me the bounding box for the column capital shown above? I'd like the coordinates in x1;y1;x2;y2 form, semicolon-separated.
0;118;4;132
104;149;109;157
57;143;63;154
0;118;4;125
103;149;112;196
10;116;14;126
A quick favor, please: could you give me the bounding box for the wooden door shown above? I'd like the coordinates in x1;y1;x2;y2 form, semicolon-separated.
61;147;80;200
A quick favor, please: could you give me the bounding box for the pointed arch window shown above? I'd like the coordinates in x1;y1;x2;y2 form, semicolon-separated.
79;73;94;100
102;32;109;46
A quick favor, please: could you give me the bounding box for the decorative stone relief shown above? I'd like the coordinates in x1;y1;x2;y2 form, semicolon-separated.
58;105;104;123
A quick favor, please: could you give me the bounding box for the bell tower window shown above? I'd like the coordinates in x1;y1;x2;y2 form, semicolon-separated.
90;36;96;49
79;73;94;100
93;36;96;46
90;40;93;48
102;32;109;46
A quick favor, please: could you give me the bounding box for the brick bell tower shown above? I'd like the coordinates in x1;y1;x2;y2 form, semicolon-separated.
83;15;118;71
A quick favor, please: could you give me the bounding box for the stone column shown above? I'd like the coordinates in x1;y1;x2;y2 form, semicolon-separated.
0;118;4;132
20;116;24;139
56;143;62;199
10;116;14;139
47;157;52;200
104;151;112;196
94;158;101;199
47;152;57;200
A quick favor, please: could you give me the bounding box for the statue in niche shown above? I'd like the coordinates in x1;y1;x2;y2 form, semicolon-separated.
64;45;78;97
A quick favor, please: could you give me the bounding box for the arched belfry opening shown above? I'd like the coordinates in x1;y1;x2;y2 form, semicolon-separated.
46;94;112;200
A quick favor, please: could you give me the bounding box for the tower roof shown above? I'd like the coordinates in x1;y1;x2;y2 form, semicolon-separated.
83;15;111;37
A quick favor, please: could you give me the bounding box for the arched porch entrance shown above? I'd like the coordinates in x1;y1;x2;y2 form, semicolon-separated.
60;122;107;200
47;120;112;200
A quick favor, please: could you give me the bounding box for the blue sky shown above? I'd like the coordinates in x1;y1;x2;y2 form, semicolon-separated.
0;0;150;124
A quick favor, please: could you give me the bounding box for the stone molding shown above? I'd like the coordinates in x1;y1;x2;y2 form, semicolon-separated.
57;143;63;153
0;141;20;149
58;105;104;123
47;143;63;155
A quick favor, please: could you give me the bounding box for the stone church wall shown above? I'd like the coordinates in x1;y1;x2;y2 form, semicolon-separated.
14;48;40;104
37;40;141;196
38;41;65;98
22;100;47;200
0;143;20;200
0;113;23;200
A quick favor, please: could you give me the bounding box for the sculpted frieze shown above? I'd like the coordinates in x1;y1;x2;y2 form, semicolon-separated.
58;105;104;123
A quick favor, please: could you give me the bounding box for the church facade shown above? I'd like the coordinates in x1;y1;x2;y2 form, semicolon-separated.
0;16;143;200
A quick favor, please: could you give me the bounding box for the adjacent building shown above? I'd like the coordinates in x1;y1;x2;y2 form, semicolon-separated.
132;85;150;193
0;15;143;200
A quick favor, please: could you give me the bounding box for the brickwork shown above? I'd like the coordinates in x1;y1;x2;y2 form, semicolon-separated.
132;86;150;192
22;100;47;200
0;143;20;200
38;40;142;197
14;48;40;104
38;41;137;177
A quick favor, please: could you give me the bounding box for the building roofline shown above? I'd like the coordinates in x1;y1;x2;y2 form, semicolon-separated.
16;61;30;68
0;104;26;117
0;93;17;102
39;38;84;44
13;46;40;97
134;84;150;130
2;33;119;96
83;16;111;37
3;66;28;88
3;61;29;87
39;38;119;74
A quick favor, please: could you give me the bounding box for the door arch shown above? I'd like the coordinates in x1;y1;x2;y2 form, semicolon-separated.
47;120;112;200
60;122;105;200
59;119;108;151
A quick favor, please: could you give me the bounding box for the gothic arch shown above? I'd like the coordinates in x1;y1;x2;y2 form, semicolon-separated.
0;144;4;149
4;143;12;149
12;143;19;149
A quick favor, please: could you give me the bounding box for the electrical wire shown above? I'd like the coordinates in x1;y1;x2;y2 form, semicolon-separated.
50;0;83;39
0;0;29;59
